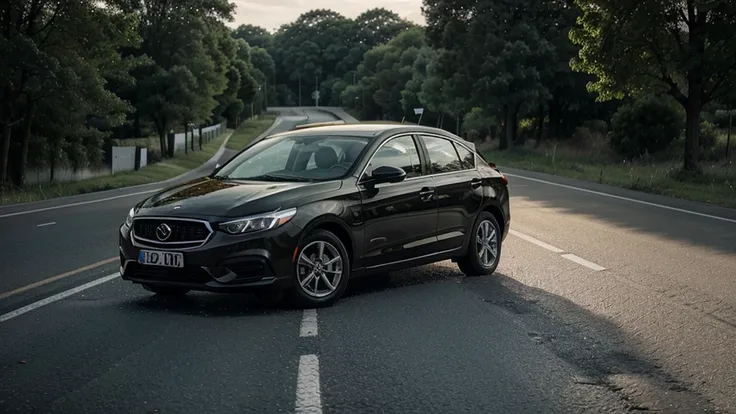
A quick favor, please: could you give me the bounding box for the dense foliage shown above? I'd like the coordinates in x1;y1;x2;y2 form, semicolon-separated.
609;96;685;159
2;1;735;188
0;0;268;187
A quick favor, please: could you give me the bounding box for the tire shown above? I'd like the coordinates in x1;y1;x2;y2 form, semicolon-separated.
289;229;351;308
457;212;502;277
142;284;190;297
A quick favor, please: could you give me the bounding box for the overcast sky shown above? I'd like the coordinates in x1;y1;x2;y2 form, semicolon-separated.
229;0;424;32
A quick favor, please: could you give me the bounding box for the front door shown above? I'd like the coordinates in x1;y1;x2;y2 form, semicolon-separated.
359;134;439;271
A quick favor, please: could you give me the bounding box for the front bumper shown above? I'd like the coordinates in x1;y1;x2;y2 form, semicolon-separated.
119;220;302;293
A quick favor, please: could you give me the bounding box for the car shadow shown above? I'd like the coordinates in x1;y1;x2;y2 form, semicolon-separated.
123;290;288;318
340;264;717;412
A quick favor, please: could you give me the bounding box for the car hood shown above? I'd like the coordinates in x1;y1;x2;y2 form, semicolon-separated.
136;177;342;219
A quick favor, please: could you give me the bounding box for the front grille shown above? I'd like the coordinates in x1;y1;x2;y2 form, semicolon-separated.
127;263;212;284
133;218;211;248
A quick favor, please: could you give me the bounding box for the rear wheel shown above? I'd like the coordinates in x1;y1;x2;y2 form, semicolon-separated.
290;229;350;308
457;212;502;276
142;284;190;297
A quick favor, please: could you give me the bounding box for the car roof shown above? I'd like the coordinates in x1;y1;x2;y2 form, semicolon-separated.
270;122;474;148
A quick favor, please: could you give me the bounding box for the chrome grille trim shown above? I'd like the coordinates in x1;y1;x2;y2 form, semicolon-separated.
131;216;214;250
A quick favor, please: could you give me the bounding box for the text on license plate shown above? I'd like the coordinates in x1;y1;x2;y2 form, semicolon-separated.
138;250;184;268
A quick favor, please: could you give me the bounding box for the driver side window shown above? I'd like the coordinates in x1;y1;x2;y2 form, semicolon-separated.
369;135;422;178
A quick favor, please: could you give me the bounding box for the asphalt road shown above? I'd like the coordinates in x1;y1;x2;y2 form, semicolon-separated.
0;108;734;413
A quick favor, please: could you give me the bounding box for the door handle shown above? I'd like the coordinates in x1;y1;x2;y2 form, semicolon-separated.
419;187;435;201
470;178;482;188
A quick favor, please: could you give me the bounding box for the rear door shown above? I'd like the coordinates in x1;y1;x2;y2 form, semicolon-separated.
417;134;484;252
358;134;439;271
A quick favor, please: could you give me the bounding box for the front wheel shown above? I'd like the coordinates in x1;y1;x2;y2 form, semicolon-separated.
457;212;502;276
289;229;351;308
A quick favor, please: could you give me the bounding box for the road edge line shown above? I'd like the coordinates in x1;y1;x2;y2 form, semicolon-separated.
0;273;119;323
504;172;736;224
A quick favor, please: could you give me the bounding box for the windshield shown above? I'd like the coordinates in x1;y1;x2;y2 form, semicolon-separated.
215;134;369;182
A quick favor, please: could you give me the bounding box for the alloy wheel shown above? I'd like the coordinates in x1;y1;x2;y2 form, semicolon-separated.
297;240;344;298
476;220;498;268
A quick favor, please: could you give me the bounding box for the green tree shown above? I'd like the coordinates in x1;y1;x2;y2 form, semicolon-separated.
0;0;137;185
423;0;556;148
342;28;427;121
232;24;273;49
127;0;235;156
570;0;736;172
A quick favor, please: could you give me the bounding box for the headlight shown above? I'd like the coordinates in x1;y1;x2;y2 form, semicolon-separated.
124;207;135;227
219;208;297;235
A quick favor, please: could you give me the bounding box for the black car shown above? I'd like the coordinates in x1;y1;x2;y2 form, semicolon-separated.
119;123;510;307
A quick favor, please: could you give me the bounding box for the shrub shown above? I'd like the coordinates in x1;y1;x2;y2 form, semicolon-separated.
582;119;608;135
699;120;719;151
609;95;684;158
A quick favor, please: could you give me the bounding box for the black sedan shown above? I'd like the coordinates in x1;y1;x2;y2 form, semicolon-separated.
119;123;510;307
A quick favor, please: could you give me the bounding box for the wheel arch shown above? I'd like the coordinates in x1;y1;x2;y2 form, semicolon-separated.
298;215;355;265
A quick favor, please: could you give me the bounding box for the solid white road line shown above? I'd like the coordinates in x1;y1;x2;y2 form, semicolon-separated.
0;273;119;323
300;309;319;337
561;254;606;271
504;172;736;224
295;354;323;414
36;222;56;227
509;229;565;253
0;189;161;219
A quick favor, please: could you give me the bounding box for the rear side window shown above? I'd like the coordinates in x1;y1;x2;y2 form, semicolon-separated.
453;143;475;170
419;135;463;174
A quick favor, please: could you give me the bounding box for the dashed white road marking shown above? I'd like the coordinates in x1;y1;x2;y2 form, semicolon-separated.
510;229;606;271
0;273;119;323
36;222;56;227
561;254;606;271
300;309;318;337
504;172;736;224
509;229;565;253
295;354;322;414
0;189;161;219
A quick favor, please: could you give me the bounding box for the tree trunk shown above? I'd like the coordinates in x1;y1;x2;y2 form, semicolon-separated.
16;101;36;187
133;112;142;138
183;123;188;154
49;140;58;183
535;104;545;148
511;103;521;145
501;105;515;150
0;122;10;185
683;81;703;172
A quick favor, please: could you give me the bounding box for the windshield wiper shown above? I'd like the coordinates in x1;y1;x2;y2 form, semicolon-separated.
238;174;314;182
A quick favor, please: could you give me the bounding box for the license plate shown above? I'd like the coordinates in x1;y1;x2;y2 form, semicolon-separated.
138;250;184;268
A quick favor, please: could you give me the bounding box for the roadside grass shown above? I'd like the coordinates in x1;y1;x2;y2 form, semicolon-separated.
483;138;736;209
225;114;276;150
0;116;278;206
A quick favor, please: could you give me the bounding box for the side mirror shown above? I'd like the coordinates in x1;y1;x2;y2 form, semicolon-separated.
368;165;406;185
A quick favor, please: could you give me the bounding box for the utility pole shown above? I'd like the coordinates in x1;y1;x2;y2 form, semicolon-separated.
298;73;302;106
315;75;319;107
